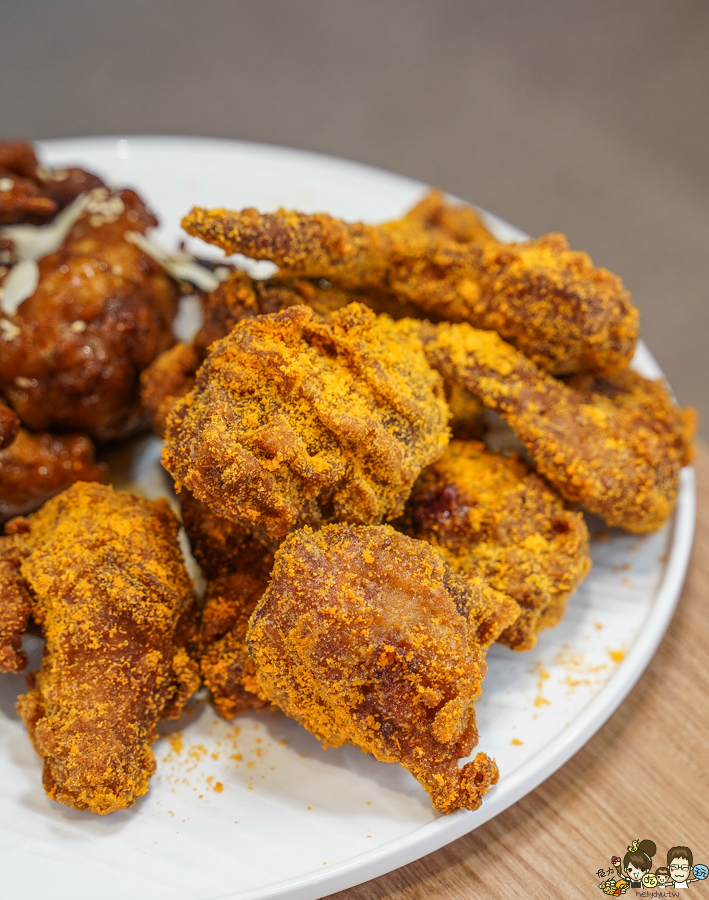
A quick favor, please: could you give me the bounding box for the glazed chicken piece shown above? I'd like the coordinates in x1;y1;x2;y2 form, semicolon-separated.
0;483;200;814
420;321;695;533
0;427;107;525
248;524;518;814
162;303;449;540
182;192;639;376
399;440;591;650
180;490;274;718
0;140;103;225
0;186;180;440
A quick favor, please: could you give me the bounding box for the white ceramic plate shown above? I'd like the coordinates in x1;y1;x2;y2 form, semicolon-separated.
0;137;695;900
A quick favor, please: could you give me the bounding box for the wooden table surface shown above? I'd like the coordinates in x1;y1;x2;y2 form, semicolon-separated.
334;441;709;900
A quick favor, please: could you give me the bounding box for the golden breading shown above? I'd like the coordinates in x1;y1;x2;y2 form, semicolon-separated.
0;187;179;441
163;303;450;539
140;341;202;438
248;524;513;814
421;321;696;533
399;440;591;650
1;483;200;814
182;193;639;376
0;427;107;524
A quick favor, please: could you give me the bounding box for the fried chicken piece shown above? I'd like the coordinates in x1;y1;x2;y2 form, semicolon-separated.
0;402;19;449
421;321;696;533
180;491;275;718
163;303;449;539
0;529;33;672
248;524;516;813
399;440;591;650
0;428;107;524
1;482;200;814
182;194;638;376
0;187;179;440
0;141;104;225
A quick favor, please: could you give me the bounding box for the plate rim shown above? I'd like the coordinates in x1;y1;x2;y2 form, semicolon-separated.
28;135;698;900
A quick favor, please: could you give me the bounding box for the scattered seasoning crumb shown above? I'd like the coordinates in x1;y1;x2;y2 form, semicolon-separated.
534;696;550;708
595;621;603;630
511;738;523;746
621;577;633;587
613;563;632;573
659;553;668;564
608;649;626;664
214;782;223;793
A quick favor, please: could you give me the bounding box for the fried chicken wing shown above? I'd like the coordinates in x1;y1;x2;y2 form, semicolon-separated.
0;427;107;524
399;440;591;649
421;321;695;533
0;482;200;814
182;194;639;376
163;303;449;539
248;524;515;813
0;187;179;440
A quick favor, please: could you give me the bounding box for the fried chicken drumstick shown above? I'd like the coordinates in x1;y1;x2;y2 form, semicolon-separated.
0;187;179;440
182;191;639;376
399;440;591;650
162;303;449;539
421;322;695;533
0;483;200;814
248;525;517;813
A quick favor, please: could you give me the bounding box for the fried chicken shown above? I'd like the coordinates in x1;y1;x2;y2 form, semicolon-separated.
0;187;179;440
421;321;696;533
180;491;274;718
399;440;591;650
0;482;200;814
248;524;516;814
0;140;103;225
182;193;639;376
162;303;450;539
0;427;107;525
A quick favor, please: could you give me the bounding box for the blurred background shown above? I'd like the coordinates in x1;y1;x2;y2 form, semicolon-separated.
2;0;707;435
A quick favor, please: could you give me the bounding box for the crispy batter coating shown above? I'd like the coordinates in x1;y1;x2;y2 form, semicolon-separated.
0;402;19;449
0;141;103;225
0;187;179;440
182;193;639;376
179;491;273;718
399;440;591;650
1;483;200;814
163;303;450;539
248;524;509;814
421;322;696;533
0;427;107;525
0;530;33;672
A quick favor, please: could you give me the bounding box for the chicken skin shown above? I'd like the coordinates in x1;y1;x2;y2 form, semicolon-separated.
0;483;200;814
248;524;516;814
399;440;591;650
163;303;449;540
0;187;179;440
421;321;695;533
182;192;638;376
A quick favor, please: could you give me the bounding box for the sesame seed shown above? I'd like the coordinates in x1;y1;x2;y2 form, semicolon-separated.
70;320;87;333
0;178;14;192
14;376;37;389
0;319;20;341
